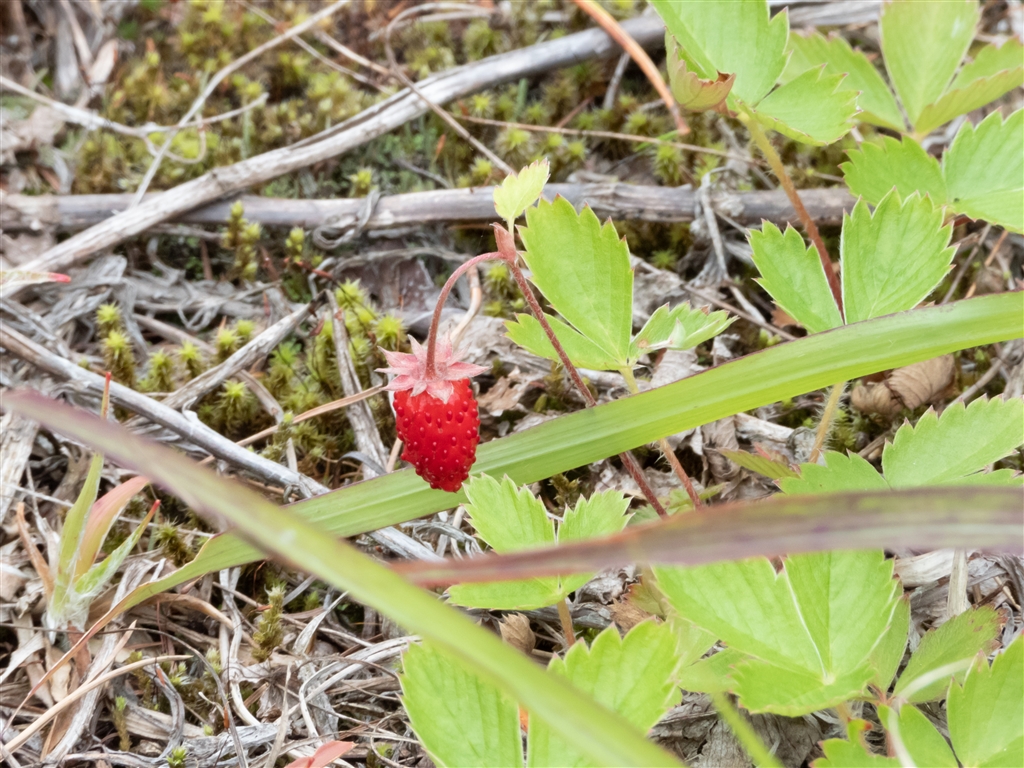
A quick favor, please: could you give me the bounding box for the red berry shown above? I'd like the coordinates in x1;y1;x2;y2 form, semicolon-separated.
378;336;488;493
394;380;480;491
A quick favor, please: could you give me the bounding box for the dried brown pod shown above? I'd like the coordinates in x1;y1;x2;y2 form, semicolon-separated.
851;354;956;417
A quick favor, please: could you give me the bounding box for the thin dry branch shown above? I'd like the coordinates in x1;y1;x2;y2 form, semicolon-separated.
2;186;856;233
0;324;441;561
11;14;668;285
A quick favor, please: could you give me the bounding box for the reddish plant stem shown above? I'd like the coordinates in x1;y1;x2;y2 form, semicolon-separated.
745;115;843;316
421;229;669;517
495;227;669;519
424;252;501;377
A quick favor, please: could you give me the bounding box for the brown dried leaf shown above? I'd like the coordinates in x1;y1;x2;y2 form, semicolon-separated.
851;355;955;417
498;612;536;654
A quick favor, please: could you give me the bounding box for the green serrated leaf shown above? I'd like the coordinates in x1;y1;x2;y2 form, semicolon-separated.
944;109;1024;234
878;705;958;767
952;39;1024;90
462;474;554;553
948;635;1024;768
670;617;718;669
731;659;873;716
506;313;624;371
840;191;954;324
630;303;733;361
841;136;947;208
783;30;905;131
519;197;633;364
880;0;980;129
402;641;524;768
450;480;630;611
494;160;551;226
649;0;788;107
752;67;858;145
894;606;1002;703
527;622;680;768
915;67;1024;137
779;452;889;496
749;222;842;333
448;475;560;610
718;449;800;480
882;397;1024;488
677;647;744;694
655;550;898;714
869;596;910;693
558;491;631;596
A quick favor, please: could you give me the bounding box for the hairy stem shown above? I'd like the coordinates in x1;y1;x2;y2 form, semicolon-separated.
620;367;702;509
743;114;843;316
495;227;669;518
809;381;845;464
424;251;501;377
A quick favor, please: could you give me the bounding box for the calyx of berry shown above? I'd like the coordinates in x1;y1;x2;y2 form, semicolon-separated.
378;336;488;403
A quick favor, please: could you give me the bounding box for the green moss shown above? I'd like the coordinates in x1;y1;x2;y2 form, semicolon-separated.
103;330;137;388
251;584;285;662
177;340;205;379
140;350;176;393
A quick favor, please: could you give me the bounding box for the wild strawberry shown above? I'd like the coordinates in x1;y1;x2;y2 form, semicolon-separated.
379;337;488;492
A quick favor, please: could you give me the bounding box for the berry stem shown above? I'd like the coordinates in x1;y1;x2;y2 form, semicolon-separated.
424;252;501;378
420;226;670;518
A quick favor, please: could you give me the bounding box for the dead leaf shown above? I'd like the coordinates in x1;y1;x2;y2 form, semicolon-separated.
851;355;955;417
498;613;536;654
0;106;64;164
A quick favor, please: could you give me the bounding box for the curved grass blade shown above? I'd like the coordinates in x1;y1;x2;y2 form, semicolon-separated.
392;486;1023;587
109;292;1023;609
3;390;681;768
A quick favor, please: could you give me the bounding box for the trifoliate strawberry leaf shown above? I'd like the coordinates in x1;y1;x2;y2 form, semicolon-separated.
630;303;734;361
882;397;1024;488
752;67;858;146
749;222;842;333
893;606;1002;703
869;596;910;692
783;30;905;132
505;313;625;371
840;191;954;324
948;635;1023;768
649;0;788;107
880;0;979;131
878;705;958;767
730;660;874;716
519;197;633;365
448;477;630;611
654;550;900;715
558;491;631;596
841;136;947;208
915;67;1024;138
944;109;1024;234
951;39;1024;89
778;452;889;496
526;622;679;768
494;159;550;227
401;641;524;768
677;648;744;694
670;617;718;668
447;474;560;610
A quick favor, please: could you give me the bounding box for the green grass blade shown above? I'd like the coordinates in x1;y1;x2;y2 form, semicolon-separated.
112;292;1024;608
4;390;682;768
